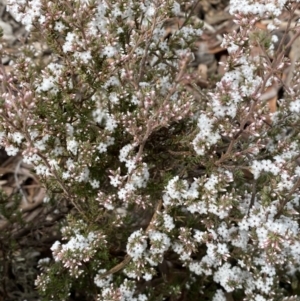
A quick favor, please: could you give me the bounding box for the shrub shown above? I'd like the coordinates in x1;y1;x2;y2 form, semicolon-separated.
1;0;300;300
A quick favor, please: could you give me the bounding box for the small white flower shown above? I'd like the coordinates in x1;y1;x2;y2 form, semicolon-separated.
290;99;300;113
143;273;153;281
67;138;78;155
105;115;118;132
172;1;181;15
163;213;175;231
12;132;24;144
5;145;19;156
62;171;71;179
109;92;119;104
74;50;92;64
54;21;66;32
62;32;76;53
125;159;136;173
212;289;227;301
126;229;147;260
94;269;112;288
90;179;100;189
97;142;107;153
145;4;156;17
109;175;121;187
102;45;117;58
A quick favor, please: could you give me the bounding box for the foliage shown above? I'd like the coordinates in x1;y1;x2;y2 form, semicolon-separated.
1;0;300;300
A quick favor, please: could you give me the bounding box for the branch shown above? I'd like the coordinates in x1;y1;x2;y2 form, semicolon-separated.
98;199;162;279
275;177;300;219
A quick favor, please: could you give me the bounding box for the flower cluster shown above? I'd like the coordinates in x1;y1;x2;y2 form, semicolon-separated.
1;0;300;300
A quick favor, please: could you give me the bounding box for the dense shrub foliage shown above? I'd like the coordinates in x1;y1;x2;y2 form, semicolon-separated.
1;0;300;300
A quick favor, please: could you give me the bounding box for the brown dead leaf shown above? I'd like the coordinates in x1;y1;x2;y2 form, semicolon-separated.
198;63;208;80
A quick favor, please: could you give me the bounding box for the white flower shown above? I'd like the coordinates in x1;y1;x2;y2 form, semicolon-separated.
126;230;147;260
62;171;71;179
145;4;156;17
138;294;148;301
35;164;50;176
120;279;136;299
67;138;79;155
77;167;90;182
66;123;74;136
97;142;107;153
92;108;106;124
143;273;153;281
165;176;187;201
66;158;75;170
90;179;100;189
12;132;24;144
54;21;66;32
194;229;205;243
103;76;120;88
172;1;181;15
36;76;56;92
109;92;119;104
109;175;121;187
212;289;227;301
149;231;171;254
74;50;92;64
163;213;175;231
62;32;76;53
204;174;218;191
102;45;117;58
118;188;128;200
189;261;203;275
94;269;112;288
125;159;136;173
227;42;239;54
51;240;61;253
213;263;243;292
105;115;118;132
119;144;134;162
7;0;42;31
217;243;229;256
5;145;19;156
251;159;280;179
290;99;300;113
43;195;50;203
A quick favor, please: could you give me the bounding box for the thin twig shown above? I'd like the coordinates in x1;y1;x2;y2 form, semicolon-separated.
14;158;29;206
247;181;257;216
137;15;157;83
98;199;162;279
180;0;201;29
275;177;300;219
